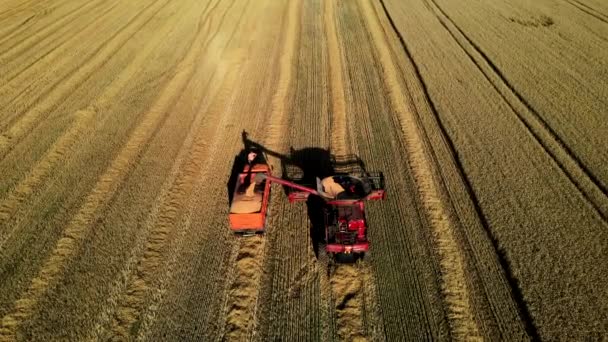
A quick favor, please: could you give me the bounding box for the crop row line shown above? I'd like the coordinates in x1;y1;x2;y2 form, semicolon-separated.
0;0;54;23
425;0;608;220
105;0;256;338
0;0;170;160
324;0;348;158
365;0;484;339
221;1;300;339
0;0;106;62
0;0;120;124
324;0;344;337
104;0;229;337
107;2;247;338
375;0;541;338
0;109;93;246
0;0;207;334
324;1;378;340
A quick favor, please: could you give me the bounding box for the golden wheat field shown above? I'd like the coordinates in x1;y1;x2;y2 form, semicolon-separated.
0;0;607;340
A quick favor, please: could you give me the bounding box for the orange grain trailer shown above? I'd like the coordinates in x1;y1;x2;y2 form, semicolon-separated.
228;163;271;234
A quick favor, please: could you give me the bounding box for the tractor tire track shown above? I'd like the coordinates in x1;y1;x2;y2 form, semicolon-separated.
376;0;540;339
425;0;608;220
565;0;608;23
0;0;207;334
0;0;54;25
221;1;300;340
0;0;170;158
361;0;483;339
324;0;348;158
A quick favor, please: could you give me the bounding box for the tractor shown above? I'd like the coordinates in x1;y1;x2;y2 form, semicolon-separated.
228;147;385;260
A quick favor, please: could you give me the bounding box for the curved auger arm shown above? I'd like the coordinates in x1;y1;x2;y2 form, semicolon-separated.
254;173;334;201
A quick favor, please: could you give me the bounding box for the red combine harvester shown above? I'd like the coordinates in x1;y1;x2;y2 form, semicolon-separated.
228;157;386;258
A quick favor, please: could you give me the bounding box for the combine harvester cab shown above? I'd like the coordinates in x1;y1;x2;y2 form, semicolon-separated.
264;171;386;260
322;173;385;258
228;163;272;234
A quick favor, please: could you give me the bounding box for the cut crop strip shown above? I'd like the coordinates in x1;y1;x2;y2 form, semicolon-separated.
324;1;348;340
0;0;192;255
0;2;208;335
221;1;300;340
107;5;247;338
0;109;93;239
0;0;170;159
0;0;108;61
360;0;482;339
323;1;379;340
324;0;348;157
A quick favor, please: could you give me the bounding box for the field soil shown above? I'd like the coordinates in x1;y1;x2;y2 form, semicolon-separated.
0;0;606;340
